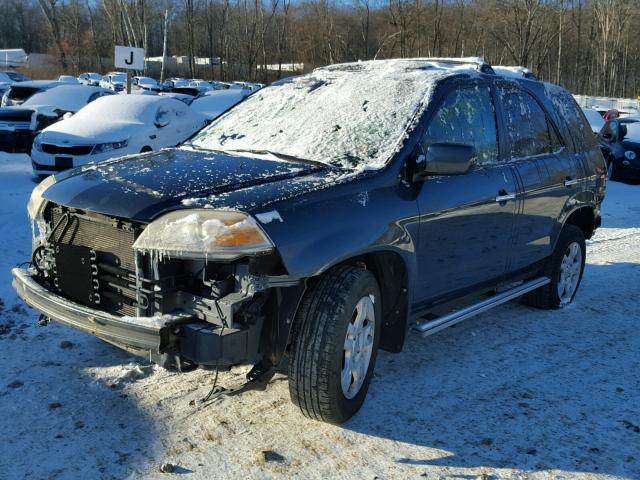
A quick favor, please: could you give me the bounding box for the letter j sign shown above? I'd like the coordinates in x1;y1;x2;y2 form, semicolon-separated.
115;46;145;71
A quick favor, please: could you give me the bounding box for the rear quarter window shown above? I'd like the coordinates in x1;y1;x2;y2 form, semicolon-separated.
544;83;597;152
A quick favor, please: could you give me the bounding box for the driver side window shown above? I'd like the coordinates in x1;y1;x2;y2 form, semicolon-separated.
424;86;499;165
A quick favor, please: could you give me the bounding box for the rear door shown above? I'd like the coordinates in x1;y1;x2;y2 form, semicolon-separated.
414;81;518;305
496;84;581;271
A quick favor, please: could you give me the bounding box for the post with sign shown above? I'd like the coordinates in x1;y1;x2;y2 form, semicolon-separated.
114;46;145;94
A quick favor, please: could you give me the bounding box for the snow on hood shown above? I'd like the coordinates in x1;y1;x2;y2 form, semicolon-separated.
191;58;478;171
22;85;109;113
40;120;140;145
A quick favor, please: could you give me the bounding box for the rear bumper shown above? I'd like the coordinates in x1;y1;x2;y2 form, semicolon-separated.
12;267;260;366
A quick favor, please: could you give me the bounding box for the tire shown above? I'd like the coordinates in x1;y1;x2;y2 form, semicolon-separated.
288;265;381;424
523;224;586;309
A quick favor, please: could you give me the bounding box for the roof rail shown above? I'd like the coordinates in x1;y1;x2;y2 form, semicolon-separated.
416;57;495;74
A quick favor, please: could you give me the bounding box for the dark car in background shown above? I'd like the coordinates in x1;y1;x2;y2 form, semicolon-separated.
0;70;31;96
598;117;640;181
1;80;60;107
0;84;113;153
13;58;605;424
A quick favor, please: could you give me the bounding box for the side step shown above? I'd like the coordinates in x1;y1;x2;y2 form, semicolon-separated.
413;277;550;337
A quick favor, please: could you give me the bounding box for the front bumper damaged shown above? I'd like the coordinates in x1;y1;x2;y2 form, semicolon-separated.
11;267;265;366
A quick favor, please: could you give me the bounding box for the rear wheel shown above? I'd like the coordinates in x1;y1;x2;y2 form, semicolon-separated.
524;224;586;309
288;265;381;424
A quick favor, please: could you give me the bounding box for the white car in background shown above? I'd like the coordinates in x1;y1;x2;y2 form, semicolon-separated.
581;108;605;134
58;75;79;84
31;95;208;176
191;89;251;120
133;76;161;91
100;72;127;92
78;72;102;86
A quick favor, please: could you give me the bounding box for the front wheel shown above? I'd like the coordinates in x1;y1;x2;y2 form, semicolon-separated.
288;265;381;424
524;224;586;309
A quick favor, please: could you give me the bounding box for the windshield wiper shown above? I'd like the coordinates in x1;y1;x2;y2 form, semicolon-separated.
223;148;341;171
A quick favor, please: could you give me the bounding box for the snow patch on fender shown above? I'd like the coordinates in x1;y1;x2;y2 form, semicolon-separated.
255;210;283;224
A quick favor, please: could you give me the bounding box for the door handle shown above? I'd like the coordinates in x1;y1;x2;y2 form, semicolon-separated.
495;191;516;203
564;177;578;187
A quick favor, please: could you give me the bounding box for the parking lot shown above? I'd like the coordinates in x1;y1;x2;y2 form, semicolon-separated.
0;151;638;479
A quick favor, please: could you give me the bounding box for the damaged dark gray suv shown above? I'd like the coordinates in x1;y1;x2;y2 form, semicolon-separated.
13;58;606;424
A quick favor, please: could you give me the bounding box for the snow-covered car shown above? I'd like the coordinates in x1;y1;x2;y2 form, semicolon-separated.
582;108;605;134
1;80;61;107
78;72;102;86
58;75;79;84
31;94;208;176
0;85;113;153
493;66;538;80
188;80;214;92
159;92;197;105
232;81;262;91
0;70;30;95
191;90;250;120
100;73;127;92
162;77;189;91
133;76;161;92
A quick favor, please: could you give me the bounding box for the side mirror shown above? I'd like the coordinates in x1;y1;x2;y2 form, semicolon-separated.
414;142;476;179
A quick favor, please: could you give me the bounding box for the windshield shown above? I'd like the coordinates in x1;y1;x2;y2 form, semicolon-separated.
111;75;126;83
191;60;442;170
621;121;640;142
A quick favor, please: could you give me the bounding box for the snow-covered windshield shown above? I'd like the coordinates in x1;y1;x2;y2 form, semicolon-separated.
191;59;451;170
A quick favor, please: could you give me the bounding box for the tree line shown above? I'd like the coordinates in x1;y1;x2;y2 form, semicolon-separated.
0;0;638;97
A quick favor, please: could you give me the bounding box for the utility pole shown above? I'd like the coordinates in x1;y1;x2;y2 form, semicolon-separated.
160;8;169;84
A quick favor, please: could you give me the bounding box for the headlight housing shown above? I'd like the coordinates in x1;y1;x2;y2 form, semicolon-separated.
27;174;56;220
132;210;274;260
624;150;636;160
93;140;128;155
32;134;43;152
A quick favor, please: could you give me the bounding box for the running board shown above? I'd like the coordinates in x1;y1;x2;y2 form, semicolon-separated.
413;277;550;337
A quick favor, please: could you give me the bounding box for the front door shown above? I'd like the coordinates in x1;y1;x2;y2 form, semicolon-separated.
414;82;518;307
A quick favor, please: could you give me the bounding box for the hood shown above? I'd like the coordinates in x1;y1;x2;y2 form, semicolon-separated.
41;120;141;145
43;148;334;221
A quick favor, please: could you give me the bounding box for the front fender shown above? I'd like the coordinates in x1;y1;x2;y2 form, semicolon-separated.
257;174;420;288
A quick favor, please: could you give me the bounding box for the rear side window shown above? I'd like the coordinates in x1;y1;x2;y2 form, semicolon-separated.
424;86;499;164
499;87;561;159
545;84;597;152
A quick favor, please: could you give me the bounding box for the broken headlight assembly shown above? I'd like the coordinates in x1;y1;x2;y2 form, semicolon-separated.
27;174;56;221
132;209;274;260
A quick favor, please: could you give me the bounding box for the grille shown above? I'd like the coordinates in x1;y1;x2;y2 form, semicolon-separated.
42;143;93;156
49;207;143;316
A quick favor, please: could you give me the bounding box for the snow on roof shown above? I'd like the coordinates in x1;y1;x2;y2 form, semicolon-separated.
22;85;110;112
192;58;479;171
493;66;537;79
44;94;181;140
191;90;249;120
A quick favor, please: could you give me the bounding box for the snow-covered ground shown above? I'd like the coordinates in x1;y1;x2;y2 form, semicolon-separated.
0;152;638;480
